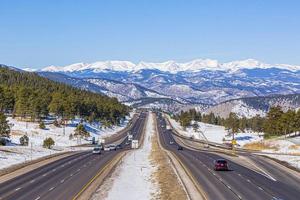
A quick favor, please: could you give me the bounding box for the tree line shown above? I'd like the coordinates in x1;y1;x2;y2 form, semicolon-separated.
174;106;300;138
0;67;129;126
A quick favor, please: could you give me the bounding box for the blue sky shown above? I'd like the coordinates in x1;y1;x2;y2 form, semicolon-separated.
0;0;299;69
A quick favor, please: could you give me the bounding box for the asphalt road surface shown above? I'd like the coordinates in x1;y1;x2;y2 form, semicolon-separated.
0;112;147;200
156;113;300;200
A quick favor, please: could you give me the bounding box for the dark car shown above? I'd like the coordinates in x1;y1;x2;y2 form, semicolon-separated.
116;144;123;149
177;145;183;150
214;159;228;171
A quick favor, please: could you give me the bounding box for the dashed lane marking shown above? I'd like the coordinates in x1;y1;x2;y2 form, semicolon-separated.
15;187;21;191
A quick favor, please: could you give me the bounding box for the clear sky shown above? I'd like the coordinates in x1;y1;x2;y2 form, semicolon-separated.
0;0;299;69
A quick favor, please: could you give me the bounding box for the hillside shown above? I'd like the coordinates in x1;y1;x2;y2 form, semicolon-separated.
0;66;128;125
203;94;300;118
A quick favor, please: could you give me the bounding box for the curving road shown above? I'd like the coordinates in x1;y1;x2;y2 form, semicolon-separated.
156;113;300;200
0;112;147;200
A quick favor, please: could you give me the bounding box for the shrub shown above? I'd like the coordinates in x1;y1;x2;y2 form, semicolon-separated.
43;137;55;149
39;121;46;129
20;135;29;146
53;119;60;127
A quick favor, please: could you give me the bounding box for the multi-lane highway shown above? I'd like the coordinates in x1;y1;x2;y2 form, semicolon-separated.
156;113;300;200
0;112;147;200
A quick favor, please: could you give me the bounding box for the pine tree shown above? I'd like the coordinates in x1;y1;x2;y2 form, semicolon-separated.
225;112;239;135
74;124;89;138
0;112;10;138
264;106;284;137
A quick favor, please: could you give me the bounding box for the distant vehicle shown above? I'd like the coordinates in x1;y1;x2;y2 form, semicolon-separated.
116;144;123;149
131;140;139;149
92;147;101;154
177;145;183;150
109;144;117;151
214;159;228;171
104;145;111;151
128;134;133;141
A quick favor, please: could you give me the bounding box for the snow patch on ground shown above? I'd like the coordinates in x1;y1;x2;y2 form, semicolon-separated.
0;114;132;170
96;112;158;200
167;116;262;146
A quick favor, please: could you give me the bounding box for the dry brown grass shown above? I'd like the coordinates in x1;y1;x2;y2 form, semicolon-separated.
149;115;187;200
289;144;300;150
244;141;279;151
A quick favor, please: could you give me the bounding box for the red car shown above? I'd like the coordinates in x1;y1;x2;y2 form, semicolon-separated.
214;159;228;171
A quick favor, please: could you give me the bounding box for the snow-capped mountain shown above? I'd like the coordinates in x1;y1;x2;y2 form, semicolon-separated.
40;59;300;73
36;58;300;111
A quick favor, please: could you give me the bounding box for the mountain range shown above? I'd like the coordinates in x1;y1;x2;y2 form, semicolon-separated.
20;59;300;116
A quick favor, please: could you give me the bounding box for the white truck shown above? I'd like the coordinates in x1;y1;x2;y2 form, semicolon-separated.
131;140;139;149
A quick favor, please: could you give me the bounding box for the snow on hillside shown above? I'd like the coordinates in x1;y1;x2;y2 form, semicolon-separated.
0;115;132;170
203;100;266;118
167;116;261;145
231;100;266;118
39;59;300;73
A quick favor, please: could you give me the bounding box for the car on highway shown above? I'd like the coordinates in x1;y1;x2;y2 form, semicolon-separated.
109;144;117;151
116;144;123;149
177;145;183;150
214;159;228;171
92;147;101;154
104;145;111;151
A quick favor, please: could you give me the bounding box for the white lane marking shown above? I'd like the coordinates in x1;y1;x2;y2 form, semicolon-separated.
248;159;277;181
62;164;65;167
34;197;40;200
60;179;65;183
247;179;251;183
42;173;47;177
77;169;80;172
52;169;56;172
258;186;263;191
70;173;73;177
15;187;21;191
49;187;54;191
30;179;35;183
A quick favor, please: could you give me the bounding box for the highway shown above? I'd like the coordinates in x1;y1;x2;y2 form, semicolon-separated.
0;112;147;200
156;113;300;200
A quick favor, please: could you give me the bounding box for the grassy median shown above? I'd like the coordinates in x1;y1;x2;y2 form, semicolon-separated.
149;114;187;200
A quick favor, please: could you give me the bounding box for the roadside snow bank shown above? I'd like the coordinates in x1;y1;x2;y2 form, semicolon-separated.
0;146;89;170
